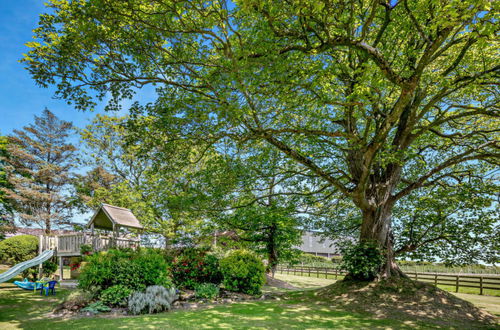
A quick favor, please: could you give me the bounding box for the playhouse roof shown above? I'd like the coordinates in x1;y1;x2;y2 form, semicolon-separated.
87;204;143;230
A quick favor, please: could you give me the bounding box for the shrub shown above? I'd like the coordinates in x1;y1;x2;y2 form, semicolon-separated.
128;285;178;315
0;235;38;265
81;301;111;314
219;249;266;295
56;289;93;311
340;241;385;281
169;248;222;289
194;283;219;300
100;285;132;307
78;248;172;296
80;244;92;256
41;260;58;276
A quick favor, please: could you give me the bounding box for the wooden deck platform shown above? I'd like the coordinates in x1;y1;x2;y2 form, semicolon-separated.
40;234;140;257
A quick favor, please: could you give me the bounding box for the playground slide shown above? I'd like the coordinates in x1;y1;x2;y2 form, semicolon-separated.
0;249;54;284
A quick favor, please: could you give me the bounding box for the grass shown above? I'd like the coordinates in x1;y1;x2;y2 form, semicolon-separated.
0;282;438;329
0;271;498;329
277;269;500;297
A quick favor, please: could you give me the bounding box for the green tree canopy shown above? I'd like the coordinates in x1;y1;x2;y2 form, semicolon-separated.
24;0;499;277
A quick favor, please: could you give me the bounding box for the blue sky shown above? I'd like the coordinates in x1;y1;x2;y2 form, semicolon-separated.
0;1;108;135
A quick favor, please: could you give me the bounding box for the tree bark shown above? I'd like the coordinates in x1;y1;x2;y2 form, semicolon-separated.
266;223;279;278
359;204;405;279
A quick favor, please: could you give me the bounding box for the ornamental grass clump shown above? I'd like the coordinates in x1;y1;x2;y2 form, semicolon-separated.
128;285;178;315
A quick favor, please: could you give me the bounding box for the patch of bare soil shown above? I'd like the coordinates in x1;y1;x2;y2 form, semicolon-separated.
266;274;298;290
316;277;498;329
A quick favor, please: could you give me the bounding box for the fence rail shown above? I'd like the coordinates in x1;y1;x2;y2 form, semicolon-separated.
277;266;500;295
40;234;140;256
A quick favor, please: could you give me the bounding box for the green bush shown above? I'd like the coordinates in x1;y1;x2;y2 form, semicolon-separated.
219;249;266;295
340;241;385;280
81;301;111;314
78;248;171;296
41;260;58;276
0;235;38;265
169;248;222;289
80;244;92;256
194;283;219;300
99;285;132;307
56;289;93;311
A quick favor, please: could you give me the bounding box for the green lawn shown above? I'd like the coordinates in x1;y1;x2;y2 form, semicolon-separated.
277;269;500;296
0;283;435;329
0;273;498;329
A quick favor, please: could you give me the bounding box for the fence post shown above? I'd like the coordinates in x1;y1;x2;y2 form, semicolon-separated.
335;269;338;280
455;275;459;293
325;268;327;279
479;276;483;295
308;267;311;277
415;272;418;281
434;273;437;286
317;267;319;278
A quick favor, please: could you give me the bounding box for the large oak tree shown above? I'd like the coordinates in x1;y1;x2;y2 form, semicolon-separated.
24;0;499;277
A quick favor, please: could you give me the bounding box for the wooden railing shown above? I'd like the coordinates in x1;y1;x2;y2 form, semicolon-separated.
277;265;346;279
277;266;500;295
40;234;140;256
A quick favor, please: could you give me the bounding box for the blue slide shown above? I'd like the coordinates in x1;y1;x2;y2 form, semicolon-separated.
0;249;54;284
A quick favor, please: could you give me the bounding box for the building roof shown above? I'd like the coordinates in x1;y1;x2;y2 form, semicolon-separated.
5;227;78;237
296;231;341;255
87;204;143;230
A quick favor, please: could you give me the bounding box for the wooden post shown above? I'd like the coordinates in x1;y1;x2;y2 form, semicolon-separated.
59;256;63;281
434;273;438;286
90;223;95;251
455;275;459;293
112;223;117;248
479;276;483;295
335;269;338;280
415;272;418;281
38;235;43;279
317;267;319;278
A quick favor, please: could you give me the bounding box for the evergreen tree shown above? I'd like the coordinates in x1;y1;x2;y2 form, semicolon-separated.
0;135;14;239
2;109;75;233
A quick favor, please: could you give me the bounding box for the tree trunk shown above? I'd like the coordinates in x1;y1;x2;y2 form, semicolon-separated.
359;204;405;279
266;223;278;277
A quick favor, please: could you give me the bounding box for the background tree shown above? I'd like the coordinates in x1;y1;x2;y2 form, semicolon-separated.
24;0;499;277
75;114;231;248
0;135;14;239
2;109;75;233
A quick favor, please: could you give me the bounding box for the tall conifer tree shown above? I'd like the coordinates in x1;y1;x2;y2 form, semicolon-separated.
2;109;75;233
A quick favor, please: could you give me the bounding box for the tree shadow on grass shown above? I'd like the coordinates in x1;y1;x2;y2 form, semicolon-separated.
19;300;434;329
314;278;498;329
